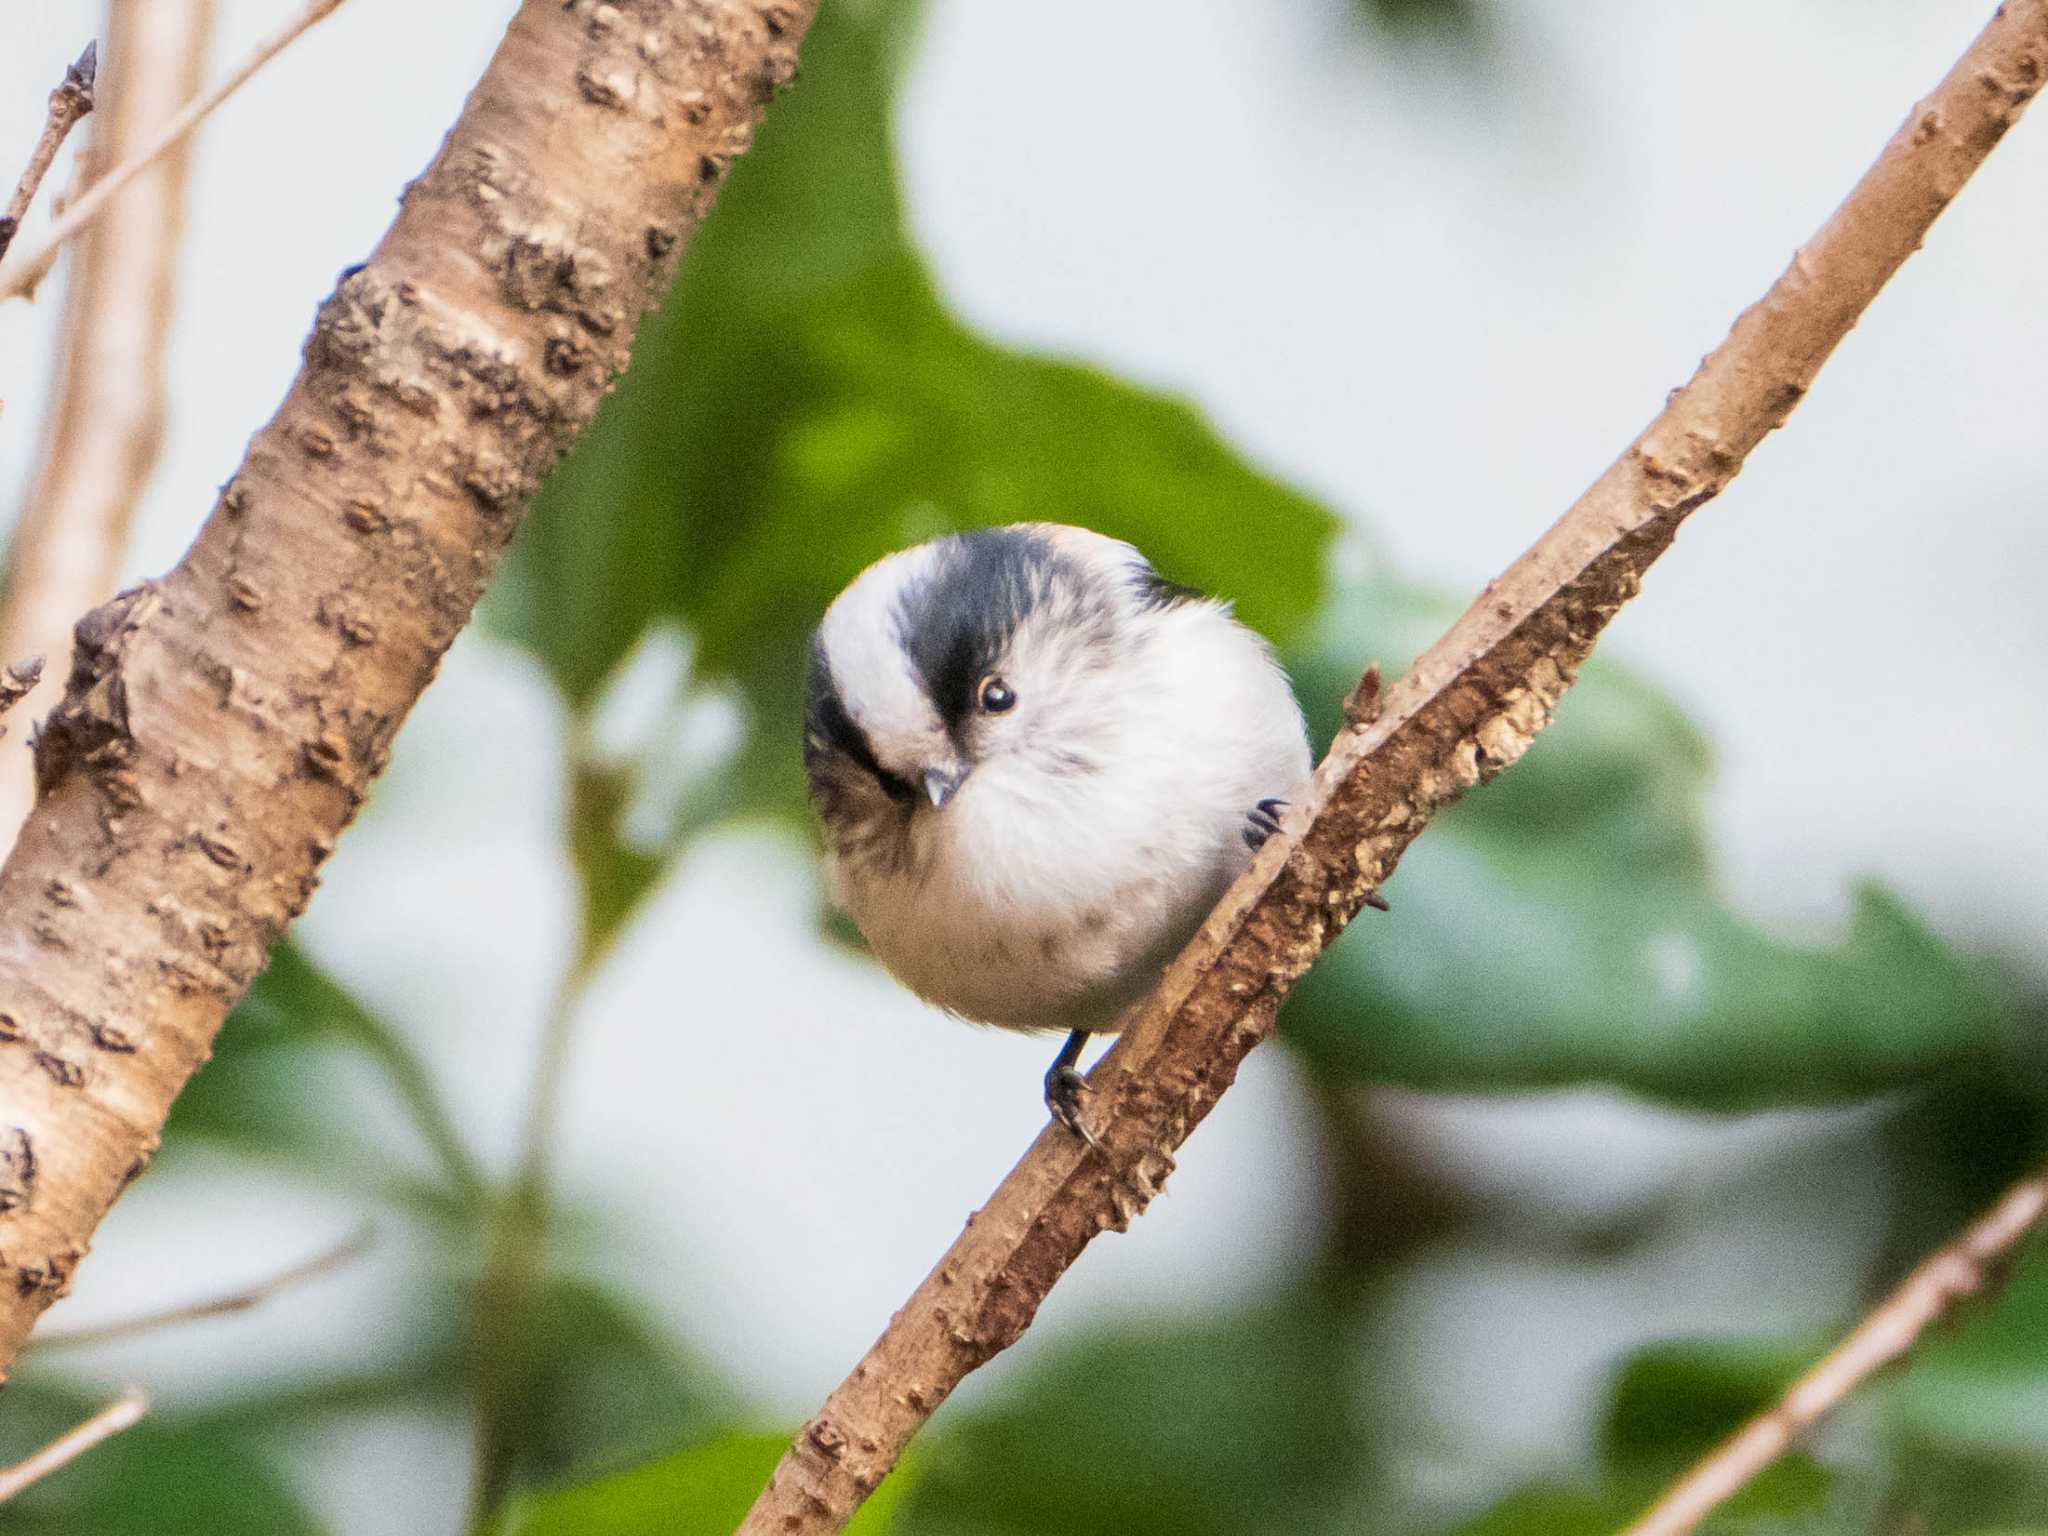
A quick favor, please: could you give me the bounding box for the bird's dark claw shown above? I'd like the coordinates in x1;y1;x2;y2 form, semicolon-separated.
1045;1064;1098;1146
1243;797;1288;851
1044;1031;1102;1148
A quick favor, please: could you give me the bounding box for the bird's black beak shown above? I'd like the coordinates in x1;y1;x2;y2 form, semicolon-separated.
922;765;966;810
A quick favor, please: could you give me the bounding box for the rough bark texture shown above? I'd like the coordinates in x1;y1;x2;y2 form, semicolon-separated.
0;0;215;853
739;4;2048;1530
0;0;815;1373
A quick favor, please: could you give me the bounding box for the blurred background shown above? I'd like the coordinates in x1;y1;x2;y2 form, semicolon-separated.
0;0;2044;1531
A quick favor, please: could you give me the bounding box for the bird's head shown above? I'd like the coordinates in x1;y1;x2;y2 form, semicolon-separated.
804;524;1190;837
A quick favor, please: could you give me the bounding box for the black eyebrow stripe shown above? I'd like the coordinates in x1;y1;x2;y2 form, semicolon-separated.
894;528;1057;733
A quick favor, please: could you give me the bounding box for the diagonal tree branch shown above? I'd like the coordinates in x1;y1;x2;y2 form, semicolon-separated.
0;0;350;307
0;1385;146;1502
0;0;216;857
0;0;816;1375
0;43;97;269
1621;1168;2048;1536
738;4;2048;1530
29;1220;369;1352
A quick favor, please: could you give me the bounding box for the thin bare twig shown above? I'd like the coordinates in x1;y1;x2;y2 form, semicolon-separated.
0;1386;147;1502
0;43;97;267
466;952;597;1526
0;0;349;305
1621;1172;2048;1536
30;1222;371;1352
739;3;2048;1529
0;0;215;852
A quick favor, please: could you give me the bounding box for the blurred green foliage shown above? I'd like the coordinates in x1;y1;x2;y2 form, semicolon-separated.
508;1430;917;1536
9;1;2045;1533
1283;569;2025;1107
0;1380;325;1534
892;1291;1358;1536
1353;0;1486;38
489;0;1335;960
1438;1336;1843;1534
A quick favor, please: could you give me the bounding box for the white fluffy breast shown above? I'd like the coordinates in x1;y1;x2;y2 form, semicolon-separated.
829;555;1311;1034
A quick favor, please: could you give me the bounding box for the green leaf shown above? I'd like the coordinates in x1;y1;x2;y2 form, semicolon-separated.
491;0;1333;946
1449;1333;1840;1536
1281;565;2021;1108
1603;1336;1821;1479
488;0;918;707
471;1272;744;1499
1889;1232;2048;1531
507;1427;914;1536
568;754;669;967
166;940;483;1206
502;0;1330;706
1445;1485;1623;1536
690;252;1336;840
494;0;2011;1124
1447;1465;1837;1536
896;1292;1356;1536
0;1381;325;1535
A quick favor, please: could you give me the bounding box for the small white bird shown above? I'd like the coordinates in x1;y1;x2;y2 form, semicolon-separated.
804;523;1312;1137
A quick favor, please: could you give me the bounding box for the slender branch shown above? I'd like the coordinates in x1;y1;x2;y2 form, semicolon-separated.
0;43;97;267
464;1184;549;1536
512;859;603;1198
0;0;215;855
463;716;633;1530
465;954;593;1531
1620;1172;2048;1536
739;5;2048;1530
30;1222;371;1352
0;0;349;306
339;1004;488;1207
0;0;815;1378
0;1386;147;1502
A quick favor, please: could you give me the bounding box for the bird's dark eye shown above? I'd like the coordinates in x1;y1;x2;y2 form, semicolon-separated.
977;675;1016;713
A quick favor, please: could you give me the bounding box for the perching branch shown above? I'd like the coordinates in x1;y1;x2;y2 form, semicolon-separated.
738;5;2048;1531
0;1385;146;1502
30;1222;370;1352
0;0;350;306
0;0;815;1375
0;44;96;269
1621;1171;2048;1536
0;0;215;854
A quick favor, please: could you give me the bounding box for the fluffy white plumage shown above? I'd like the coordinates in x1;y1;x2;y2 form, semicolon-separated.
804;524;1311;1060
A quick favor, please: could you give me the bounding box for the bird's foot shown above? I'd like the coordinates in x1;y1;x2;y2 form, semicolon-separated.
1243;797;1288;851
1242;798;1392;911
1045;1065;1101;1149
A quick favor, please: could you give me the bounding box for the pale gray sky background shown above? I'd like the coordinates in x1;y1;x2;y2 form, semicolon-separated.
0;2;2041;1530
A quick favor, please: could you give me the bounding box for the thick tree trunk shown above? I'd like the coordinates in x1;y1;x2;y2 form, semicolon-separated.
0;0;814;1374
